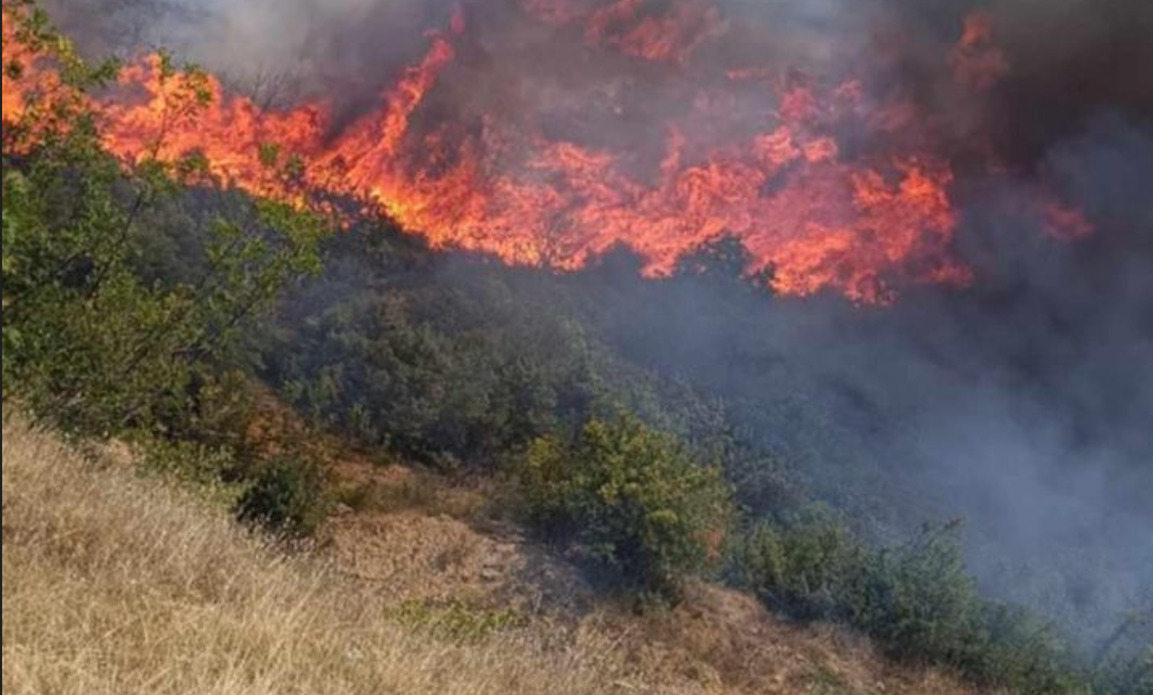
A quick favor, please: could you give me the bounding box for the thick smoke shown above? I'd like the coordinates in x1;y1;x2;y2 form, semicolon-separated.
818;113;1153;640
40;0;1153;645
46;0;1153;172
568;109;1153;643
43;0;452;111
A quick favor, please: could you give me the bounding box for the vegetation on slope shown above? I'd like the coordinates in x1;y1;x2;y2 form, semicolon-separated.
517;414;734;596
0;416;658;695
4;413;1024;695
2;5;1149;694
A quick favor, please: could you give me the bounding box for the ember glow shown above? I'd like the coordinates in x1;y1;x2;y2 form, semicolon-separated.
2;2;1092;303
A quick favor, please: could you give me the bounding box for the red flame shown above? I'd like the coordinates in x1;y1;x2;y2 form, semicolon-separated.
2;3;1091;304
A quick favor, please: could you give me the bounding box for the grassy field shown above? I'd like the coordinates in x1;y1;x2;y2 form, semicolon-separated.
0;415;666;695
2;414;985;695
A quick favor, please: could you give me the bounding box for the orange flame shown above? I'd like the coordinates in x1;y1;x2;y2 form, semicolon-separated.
1;4;1091;304
585;0;721;64
2;11;76;151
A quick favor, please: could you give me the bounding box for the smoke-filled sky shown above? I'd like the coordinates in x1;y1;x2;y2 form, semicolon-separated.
48;0;1153;149
553;102;1153;643
39;0;1153;644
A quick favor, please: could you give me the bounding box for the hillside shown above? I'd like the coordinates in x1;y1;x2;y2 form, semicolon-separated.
2;414;984;695
3;4;1150;694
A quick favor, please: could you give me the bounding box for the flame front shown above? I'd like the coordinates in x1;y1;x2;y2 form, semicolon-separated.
2;2;1091;304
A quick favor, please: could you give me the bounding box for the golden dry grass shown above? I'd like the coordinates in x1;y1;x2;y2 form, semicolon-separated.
2;414;984;695
0;415;701;695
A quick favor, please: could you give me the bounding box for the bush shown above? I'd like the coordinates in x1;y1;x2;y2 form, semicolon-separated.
1098;649;1152;695
842;522;985;665
1092;614;1153;695
516;413;733;598
736;518;1087;694
736;508;861;619
234;454;329;537
136;436;246;506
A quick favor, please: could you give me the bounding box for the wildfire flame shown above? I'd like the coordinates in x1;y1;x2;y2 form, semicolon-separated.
2;2;1092;304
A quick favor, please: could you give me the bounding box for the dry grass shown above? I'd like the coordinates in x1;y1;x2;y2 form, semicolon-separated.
2;414;985;695
0;415;698;695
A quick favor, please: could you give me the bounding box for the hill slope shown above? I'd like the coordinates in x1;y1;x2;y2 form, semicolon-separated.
2;415;987;695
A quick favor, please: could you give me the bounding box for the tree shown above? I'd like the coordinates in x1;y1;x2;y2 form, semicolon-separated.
3;4;324;438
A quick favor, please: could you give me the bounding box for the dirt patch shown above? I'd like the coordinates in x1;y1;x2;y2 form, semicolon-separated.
321;498;983;695
323;509;593;617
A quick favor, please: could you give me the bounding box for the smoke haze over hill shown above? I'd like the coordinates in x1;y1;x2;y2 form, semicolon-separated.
38;0;1153;646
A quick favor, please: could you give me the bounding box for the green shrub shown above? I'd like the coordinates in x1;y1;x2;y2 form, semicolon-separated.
966;603;1086;695
1098;649;1152;695
842;523;985;665
736;518;1087;694
136;436;245;506
2;9;322;441
1092;614;1153;695
737;508;861;619
234;454;329;537
516;413;733;598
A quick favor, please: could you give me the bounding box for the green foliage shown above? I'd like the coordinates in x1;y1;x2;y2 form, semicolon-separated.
135;435;246;507
843;522;986;665
2;4;328;536
1091;613;1153;695
1098;649;1153;695
2;6;323;440
736;507;861;620
736;517;1088;694
392;598;528;641
234;454;329;538
516;413;734;598
258;226;777;480
266;264;609;465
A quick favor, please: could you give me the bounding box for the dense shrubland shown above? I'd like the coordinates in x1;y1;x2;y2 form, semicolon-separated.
736;516;1089;694
2;7;1149;694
